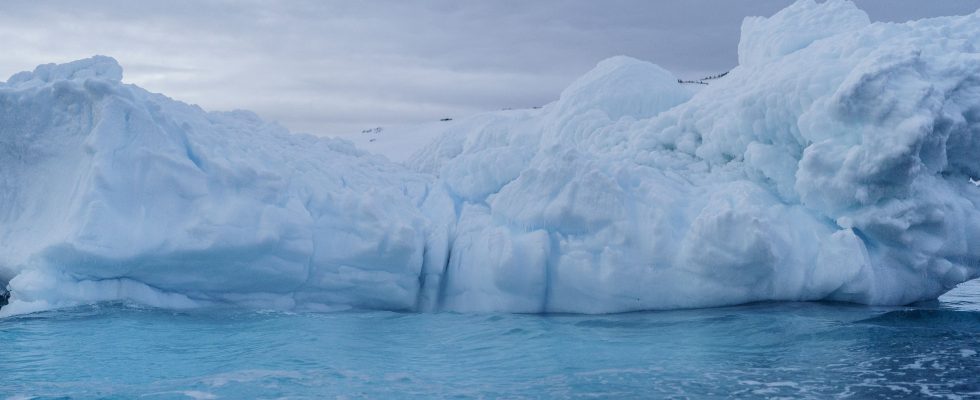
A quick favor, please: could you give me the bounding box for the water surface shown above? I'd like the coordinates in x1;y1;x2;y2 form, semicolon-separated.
2;280;979;399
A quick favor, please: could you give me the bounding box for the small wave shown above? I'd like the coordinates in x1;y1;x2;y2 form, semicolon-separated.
856;309;980;330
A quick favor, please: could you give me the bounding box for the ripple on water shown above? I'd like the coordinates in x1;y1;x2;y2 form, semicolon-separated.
0;279;977;398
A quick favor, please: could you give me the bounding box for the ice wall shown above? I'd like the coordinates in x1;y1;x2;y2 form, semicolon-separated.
0;57;432;315
409;0;980;312
2;0;979;315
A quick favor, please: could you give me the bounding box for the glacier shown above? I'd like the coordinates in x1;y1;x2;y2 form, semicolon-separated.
2;0;979;316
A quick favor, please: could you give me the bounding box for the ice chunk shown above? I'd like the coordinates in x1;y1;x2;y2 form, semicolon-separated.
411;1;980;312
5;55;124;88
3;1;980;316
738;0;869;66
0;56;431;315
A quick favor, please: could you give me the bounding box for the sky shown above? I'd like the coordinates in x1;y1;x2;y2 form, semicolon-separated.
1;0;978;137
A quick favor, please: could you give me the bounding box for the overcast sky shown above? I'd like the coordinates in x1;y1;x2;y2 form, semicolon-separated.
1;0;978;137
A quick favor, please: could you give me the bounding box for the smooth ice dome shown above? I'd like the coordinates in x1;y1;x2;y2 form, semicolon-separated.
553;56;696;121
2;0;980;316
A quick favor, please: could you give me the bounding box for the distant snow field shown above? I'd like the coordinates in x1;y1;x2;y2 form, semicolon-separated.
2;0;979;315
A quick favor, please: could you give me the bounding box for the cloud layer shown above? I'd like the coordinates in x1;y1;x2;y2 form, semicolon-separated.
1;0;977;137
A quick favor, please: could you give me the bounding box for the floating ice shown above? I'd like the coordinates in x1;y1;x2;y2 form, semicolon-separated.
0;56;431;315
2;0;979;315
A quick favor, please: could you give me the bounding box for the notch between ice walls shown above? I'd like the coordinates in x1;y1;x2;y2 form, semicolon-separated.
1;0;980;316
0;284;9;310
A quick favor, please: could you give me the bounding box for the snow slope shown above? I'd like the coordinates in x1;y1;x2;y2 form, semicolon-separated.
2;0;980;315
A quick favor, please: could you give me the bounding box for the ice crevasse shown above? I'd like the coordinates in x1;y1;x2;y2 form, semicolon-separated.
2;0;980;316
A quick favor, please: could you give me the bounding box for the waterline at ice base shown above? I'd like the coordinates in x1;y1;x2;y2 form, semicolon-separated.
2;0;979;316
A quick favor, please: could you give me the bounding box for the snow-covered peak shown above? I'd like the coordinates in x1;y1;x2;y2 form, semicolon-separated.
738;0;869;66
4;55;123;88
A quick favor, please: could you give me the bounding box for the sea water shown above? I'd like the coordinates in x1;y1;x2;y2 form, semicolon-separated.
2;280;979;399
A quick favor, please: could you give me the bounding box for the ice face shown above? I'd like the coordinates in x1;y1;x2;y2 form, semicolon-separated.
413;1;980;312
2;0;980;315
737;0;870;67
0;56;432;315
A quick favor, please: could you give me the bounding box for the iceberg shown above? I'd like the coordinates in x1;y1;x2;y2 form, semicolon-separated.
0;57;432;315
2;0;979;315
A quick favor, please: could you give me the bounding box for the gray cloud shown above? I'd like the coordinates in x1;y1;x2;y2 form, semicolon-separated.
1;0;977;137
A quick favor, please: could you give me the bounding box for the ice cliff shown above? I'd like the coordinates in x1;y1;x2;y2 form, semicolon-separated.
0;57;432;315
2;0;979;316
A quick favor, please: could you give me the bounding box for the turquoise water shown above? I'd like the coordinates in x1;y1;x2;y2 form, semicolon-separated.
2;280;979;399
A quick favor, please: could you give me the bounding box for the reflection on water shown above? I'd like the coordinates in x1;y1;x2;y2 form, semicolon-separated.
1;280;978;399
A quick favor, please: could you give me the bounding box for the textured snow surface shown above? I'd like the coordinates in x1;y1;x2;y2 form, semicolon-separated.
2;0;980;315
